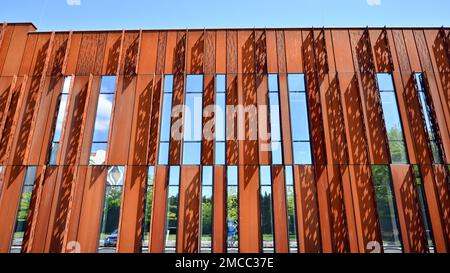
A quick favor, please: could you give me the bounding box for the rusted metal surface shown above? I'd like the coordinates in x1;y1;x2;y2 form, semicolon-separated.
0;25;448;253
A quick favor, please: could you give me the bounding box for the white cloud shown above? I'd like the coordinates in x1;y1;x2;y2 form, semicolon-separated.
66;0;81;6
367;0;381;6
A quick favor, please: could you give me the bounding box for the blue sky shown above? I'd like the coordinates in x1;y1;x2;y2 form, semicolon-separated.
0;0;449;31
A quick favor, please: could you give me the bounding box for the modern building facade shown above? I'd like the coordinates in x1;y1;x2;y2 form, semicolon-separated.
0;22;449;253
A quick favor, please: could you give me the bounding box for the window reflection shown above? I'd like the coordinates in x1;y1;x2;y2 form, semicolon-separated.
371;165;402;253
90;76;116;165
183;75;203;165
287;74;312;164
158;75;174;165
10;167;37;253
376;73;408;163
268;75;283;164
414;73;443;164
200;166;213;253
142;166;155;252
226;166;239;253
285;166;298;253
260;166;274;253
165;166;180;253
49;76;72;165
215;75;226;165
98;166;124;253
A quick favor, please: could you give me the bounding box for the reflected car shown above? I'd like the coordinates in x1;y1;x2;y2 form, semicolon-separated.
104;230;118;247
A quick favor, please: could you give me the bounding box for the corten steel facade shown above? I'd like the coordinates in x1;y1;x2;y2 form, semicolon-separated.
0;22;449;254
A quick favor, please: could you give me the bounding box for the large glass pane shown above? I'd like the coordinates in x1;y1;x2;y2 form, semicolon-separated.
289;92;310;142
10;167;37;253
142;166;155;252
271;141;283;165
288;74;305;92
285;166;298;253
200;166;213;253
371;165;402;253
165;166;180;253
186;75;203;93
268;74;279;92
215;141;225;165
182;142;201;165
227;166;238;253
268;93;281;142
260;166;274;253
376;73;395;91
98;166;124;253
90;142;107;165
100;76;117;94
215;93;226;142
293;141;312;164
216;75;226;93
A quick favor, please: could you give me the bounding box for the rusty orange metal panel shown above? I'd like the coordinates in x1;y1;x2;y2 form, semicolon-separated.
284;30;303;73
0;76;26;164
293;165;321;253
302;30;327;166
215;31;226;74
202;75;214;165
255;30;267;75
278;74;293;165
76;166;107;253
17;34;38;76
226;74;238;165
117;166;147;253
315;165;333;253
204;30;215;74
369;29;394;73
164;31;178;75
432;165;450;248
177;166;201;253
213;166;226;253
348;30;390;164
271;166;289;253
276;31;287;74
28;77;64;165
128;75;154;165
0;25;15;75
256;74;271;165
238;30;255;74
226;30;237;74
420;165;449;252
138;31;158;74
107;76;136;165
339;166;360;252
242;74;258;165
119;31;139;75
46;33;70;76
76;33;106;76
347;165;382;253
1;25;35;77
266;30;278;73
149;166;169;253
62;166;87;252
238;165;261;253
148;75;163;165
403;30;422;73
391;29;433;165
63;33;82;75
101;32;122;75
186;30;204;74
0;166;27;253
390;165;427;253
155;32;167;75
0;77;15;139
326;165;350;252
9;75;45;165
169;74;184;165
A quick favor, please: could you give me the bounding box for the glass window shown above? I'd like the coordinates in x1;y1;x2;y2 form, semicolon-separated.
89;76;116;165
414;73;443;164
288;74;312;164
376;73;408;164
98;166;124;253
371;165;402;253
10;166;37;253
158;75;174;165
412;165;435;252
165;166;180;253
285;166;298;253
142;166;155;252
215;75;226;165
227;166;239;253
48;76;72;165
183;75;203;165
268;74;283;164
260;166;274;253
200;166;213;253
